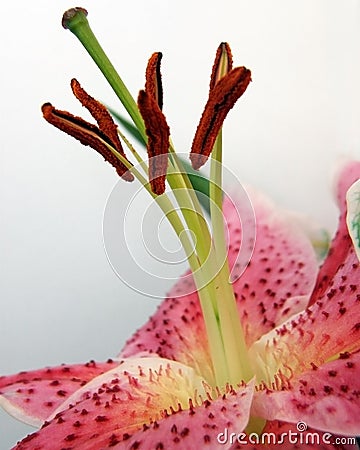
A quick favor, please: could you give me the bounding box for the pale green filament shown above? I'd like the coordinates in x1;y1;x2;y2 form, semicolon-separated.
117;128;148;173
210;133;253;384
107;140;229;386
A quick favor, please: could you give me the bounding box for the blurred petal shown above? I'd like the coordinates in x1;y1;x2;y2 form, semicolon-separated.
0;360;118;427
346;179;360;261
282;210;331;261
250;163;360;379
309;160;360;305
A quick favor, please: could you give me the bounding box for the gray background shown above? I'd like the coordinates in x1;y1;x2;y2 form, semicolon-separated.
1;1;359;447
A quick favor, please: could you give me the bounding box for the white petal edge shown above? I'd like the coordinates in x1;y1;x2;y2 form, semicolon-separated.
0;395;42;427
346;178;360;261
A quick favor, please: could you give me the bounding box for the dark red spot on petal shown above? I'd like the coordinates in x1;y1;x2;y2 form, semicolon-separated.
65;434;77;442
95;415;108;422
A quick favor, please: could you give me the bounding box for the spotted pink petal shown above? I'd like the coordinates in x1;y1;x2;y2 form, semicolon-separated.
229;421;358;449
0;359;118;427
226;189;318;345
249;243;360;376
110;381;254;450
15;357;250;449
120;288;216;383
251;351;360;437
121;189;318;379
309;160;360;306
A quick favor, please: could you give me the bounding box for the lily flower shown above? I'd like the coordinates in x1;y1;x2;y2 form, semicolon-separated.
1;161;359;449
1;7;359;450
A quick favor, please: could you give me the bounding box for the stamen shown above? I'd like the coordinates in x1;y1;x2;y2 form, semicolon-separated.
137;90;170;195
70;78;134;181
209;42;233;91
190;66;251;170
41;102;133;180
138;53;170;195
145;52;163;110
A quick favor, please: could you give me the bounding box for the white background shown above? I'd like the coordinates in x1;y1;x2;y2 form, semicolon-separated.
1;1;359;447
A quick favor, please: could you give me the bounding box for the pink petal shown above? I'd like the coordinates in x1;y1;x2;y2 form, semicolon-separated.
120;288;215;383
229;421;358;449
0;359;118;426
121;190;318;380
252;351;360;436
309;160;360;306
110;381;254;450
249;243;360;376
226;189;318;345
334;160;360;210
14;357;240;449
